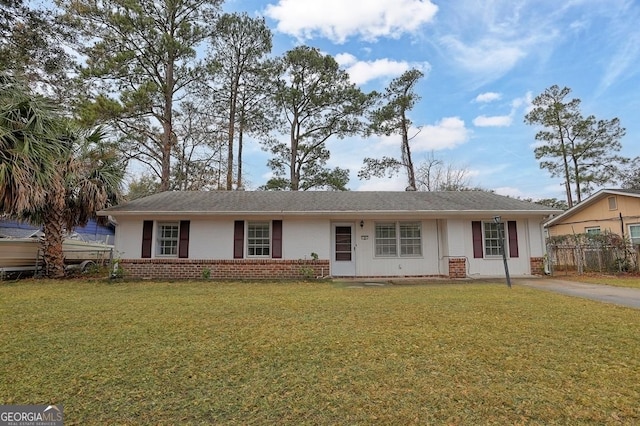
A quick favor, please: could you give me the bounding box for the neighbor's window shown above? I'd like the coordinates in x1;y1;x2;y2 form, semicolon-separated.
375;222;422;257
483;221;505;257
629;224;640;246
585;227;601;236
158;222;179;256
248;222;270;256
608;196;617;210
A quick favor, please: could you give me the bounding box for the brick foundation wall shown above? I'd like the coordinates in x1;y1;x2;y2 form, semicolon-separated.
448;258;467;278
530;257;545;275
118;259;331;280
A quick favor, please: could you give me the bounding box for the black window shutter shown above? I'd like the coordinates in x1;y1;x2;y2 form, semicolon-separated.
472;221;483;259
508;221;519;258
272;220;282;259
179;220;190;258
142;220;153;258
233;220;244;259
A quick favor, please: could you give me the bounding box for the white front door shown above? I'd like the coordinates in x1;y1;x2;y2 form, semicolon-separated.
331;223;356;276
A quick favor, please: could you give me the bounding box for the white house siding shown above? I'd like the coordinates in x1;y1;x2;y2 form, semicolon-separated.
194;217;329;260
352;219;441;277
464;219;532;277
281;218;330;260
112;214;547;278
526;218;546;258
113;218;143;259
113;216;330;261
188;219;233;259
441;219;466;277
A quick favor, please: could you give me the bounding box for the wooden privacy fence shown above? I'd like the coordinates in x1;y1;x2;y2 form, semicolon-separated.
547;241;639;275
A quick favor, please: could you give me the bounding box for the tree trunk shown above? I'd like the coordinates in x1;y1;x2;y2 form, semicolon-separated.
160;53;175;192
557;124;573;208
572;156;582;204
290;114;300;191
42;187;66;278
226;92;236;190
401;112;416;189
237;110;244;189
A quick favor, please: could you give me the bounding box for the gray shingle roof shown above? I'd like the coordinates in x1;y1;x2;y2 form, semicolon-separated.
101;191;559;216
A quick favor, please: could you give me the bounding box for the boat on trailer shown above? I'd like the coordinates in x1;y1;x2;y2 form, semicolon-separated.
0;237;41;268
0;236;113;275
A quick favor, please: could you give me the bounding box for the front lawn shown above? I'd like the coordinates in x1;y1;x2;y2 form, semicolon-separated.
1;280;639;425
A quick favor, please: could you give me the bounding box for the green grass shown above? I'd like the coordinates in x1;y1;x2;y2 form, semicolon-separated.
1;279;640;425
557;274;640;289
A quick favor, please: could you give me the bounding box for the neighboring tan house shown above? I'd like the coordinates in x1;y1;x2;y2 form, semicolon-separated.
545;189;640;244
98;191;559;280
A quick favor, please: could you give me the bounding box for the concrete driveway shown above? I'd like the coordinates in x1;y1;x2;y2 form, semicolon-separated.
514;278;640;309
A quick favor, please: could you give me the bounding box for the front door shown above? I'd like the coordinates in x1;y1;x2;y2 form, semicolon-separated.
331;223;356;276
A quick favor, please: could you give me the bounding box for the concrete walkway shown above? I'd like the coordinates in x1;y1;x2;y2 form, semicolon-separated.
514;278;640;309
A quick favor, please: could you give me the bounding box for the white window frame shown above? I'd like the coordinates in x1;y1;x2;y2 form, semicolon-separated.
399;222;422;256
157;222;179;257
375;222;397;257
375;222;422;257
585;226;601;236
608;196;617;210
483;221;507;258
247;222;270;257
629;224;640;246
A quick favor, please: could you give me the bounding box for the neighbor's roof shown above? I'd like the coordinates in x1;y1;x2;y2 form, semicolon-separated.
545;188;640;227
100;191;560;217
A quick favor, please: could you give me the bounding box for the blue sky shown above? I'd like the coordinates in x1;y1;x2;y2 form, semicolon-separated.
223;0;640;200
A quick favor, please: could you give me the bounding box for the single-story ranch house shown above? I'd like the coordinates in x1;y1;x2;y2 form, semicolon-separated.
98;191;560;280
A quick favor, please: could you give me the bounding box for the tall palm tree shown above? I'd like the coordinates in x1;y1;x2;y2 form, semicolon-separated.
31;126;125;278
0;74;67;216
1;74;125;277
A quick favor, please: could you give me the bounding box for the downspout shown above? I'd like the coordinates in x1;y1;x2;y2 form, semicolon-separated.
436;219;441;276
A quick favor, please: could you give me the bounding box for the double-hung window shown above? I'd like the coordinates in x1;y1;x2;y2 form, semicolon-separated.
483;221;504;257
158;222;179;256
248;222;270;256
375;222;422;257
400;223;422;256
375;223;397;256
473;221;518;259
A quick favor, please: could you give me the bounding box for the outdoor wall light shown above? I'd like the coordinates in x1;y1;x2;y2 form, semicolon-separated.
493;216;501;223
360;220;364;228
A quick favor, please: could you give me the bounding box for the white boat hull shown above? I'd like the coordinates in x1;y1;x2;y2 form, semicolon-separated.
0;238;40;268
1;238;113;268
62;240;113;264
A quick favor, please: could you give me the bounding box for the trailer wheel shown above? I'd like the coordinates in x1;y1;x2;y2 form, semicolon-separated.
80;260;96;273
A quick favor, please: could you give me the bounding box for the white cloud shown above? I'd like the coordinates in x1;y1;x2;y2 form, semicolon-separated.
335;53;431;85
474;92;502;103
440;36;526;76
356;177;406;191
472;91;533;128
511;91;533;111
264;0;438;43
377;117;470;151
473;115;512;127
416;117;470;151
494;186;525;198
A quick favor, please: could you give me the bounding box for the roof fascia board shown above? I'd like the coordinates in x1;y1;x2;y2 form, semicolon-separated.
545;189;640;227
